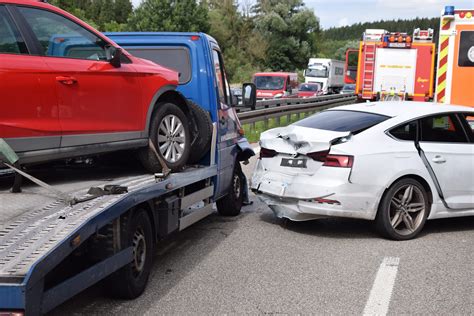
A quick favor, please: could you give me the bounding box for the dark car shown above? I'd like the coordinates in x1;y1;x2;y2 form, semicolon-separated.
340;84;356;94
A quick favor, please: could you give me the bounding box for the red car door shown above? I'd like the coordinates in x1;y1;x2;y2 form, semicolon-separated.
17;6;143;148
0;5;60;154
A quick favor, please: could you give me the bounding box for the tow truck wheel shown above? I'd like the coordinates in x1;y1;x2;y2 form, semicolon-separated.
375;178;430;240
217;163;244;216
107;210;154;299
139;102;191;173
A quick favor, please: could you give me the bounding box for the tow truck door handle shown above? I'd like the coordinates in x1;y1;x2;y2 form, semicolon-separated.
432;155;446;164
56;76;77;85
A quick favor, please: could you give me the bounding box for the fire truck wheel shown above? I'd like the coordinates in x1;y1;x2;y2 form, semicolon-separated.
187;101;212;164
217;162;244;216
107;210;154;299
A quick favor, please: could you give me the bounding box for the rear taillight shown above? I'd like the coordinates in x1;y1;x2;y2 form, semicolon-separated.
306;150;353;168
306;150;329;162
259;147;278;158
323;155;353;168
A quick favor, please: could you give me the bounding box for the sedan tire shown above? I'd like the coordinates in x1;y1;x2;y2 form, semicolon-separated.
375;178;430;240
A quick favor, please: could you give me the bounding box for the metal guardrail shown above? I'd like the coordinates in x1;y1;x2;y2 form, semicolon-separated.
236;94;357;124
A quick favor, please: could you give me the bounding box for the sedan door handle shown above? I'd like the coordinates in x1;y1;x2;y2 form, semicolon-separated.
432;155;446;164
56;76;77;85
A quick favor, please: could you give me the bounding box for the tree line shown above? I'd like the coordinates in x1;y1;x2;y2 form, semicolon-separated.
50;0;441;83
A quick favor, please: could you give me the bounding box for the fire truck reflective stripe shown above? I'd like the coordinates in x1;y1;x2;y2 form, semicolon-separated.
436;35;450;102
440;38;449;51
438;71;447;84
442;19;451;30
437;88;446;101
439;55;448;68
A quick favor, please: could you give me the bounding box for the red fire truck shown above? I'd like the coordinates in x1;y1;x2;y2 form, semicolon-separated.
355;28;436;101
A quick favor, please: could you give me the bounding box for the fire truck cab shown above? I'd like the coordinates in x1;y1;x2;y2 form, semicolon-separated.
356;28;436;102
435;6;474;108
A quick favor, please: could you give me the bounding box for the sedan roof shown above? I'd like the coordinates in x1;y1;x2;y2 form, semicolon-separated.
331;102;474;119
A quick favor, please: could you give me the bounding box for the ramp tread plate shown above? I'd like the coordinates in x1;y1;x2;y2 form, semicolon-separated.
0;175;155;278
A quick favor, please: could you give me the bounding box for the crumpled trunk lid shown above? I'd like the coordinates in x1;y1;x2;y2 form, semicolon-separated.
259;125;351;155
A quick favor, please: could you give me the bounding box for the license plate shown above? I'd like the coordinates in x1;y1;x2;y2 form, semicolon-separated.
280;158;307;168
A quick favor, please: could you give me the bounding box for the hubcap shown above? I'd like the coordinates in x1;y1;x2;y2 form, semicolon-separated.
157;114;186;163
233;173;241;198
389;184;426;236
132;228;146;276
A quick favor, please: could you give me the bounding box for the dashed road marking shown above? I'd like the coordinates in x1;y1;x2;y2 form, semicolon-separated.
363;257;400;316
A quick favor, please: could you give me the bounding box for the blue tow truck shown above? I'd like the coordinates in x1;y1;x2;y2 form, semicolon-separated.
0;33;256;315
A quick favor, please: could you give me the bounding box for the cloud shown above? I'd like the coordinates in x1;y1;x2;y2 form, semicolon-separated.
338;17;349;27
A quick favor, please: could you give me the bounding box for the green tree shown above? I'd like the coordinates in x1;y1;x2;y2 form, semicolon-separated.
253;0;319;71
207;0;268;82
128;0;210;32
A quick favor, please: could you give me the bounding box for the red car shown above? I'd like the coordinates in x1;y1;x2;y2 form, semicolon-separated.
0;0;192;172
253;72;298;99
297;83;323;98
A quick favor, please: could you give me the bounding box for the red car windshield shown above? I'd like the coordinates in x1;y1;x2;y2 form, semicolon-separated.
254;76;285;90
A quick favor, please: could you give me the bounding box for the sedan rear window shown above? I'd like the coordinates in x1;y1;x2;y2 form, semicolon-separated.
294;110;390;133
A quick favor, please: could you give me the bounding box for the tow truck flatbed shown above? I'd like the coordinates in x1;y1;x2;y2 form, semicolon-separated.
0;163;218;314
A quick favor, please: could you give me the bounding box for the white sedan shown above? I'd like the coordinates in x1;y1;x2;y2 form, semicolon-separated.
251;102;474;240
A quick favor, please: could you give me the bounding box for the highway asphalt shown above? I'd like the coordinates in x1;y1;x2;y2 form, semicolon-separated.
50;153;474;315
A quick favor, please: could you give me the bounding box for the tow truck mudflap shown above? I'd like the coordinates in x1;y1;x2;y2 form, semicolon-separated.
236;137;255;162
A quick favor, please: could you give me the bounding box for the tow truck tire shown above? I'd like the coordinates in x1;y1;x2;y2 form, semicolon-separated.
108;210;154;299
187;101;212;164
217;163;244;216
375;178;430;241
139;102;191;173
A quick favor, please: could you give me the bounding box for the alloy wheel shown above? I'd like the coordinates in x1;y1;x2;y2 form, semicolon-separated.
389;184;426;236
157;114;186;163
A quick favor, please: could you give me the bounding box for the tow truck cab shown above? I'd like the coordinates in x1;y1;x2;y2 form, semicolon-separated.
106;32;255;198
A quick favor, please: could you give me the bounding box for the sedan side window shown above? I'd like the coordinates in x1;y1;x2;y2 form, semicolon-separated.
18;7;107;60
0;6;28;54
389;121;417;141
420;114;468;143
459;113;474;140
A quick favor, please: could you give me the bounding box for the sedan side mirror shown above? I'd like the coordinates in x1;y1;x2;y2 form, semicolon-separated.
107;46;122;68
243;83;257;110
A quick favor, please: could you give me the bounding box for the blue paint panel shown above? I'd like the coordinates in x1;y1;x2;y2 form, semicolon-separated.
0;284;25;310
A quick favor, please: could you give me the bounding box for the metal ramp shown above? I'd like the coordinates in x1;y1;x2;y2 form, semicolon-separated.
0;174;154;279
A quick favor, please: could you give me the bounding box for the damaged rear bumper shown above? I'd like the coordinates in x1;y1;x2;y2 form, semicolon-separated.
251;160;380;221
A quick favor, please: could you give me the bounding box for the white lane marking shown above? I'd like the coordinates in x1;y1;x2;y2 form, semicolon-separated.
363;257;400;316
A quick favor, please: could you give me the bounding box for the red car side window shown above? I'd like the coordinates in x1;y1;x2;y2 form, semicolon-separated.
18;6;107;60
0;6;28;55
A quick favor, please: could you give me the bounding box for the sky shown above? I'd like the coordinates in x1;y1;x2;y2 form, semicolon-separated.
131;0;474;29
